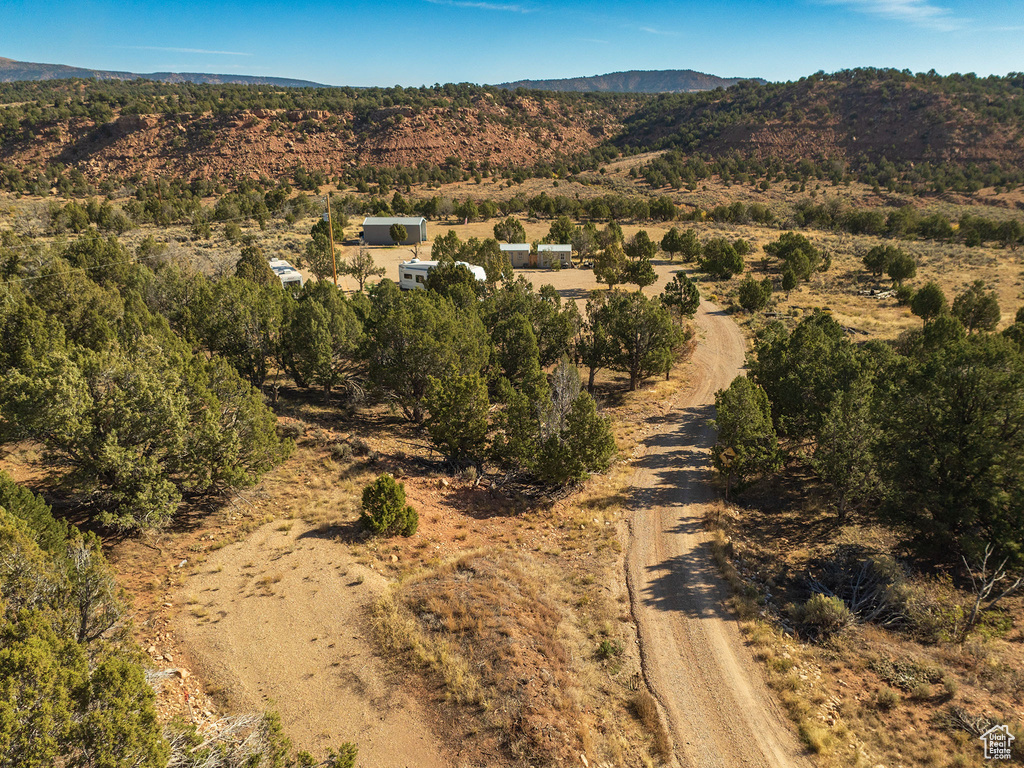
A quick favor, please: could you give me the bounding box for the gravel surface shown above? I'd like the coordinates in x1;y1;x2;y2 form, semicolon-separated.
627;300;812;768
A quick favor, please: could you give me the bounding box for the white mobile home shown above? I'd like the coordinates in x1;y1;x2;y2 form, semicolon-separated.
398;259;486;290
268;259;305;290
537;244;572;268
362;216;428;245
500;243;531;268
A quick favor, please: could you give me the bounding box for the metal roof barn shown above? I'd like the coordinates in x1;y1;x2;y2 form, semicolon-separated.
361;217;427;245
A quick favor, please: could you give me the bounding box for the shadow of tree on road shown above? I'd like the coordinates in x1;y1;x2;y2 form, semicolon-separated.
632;400;734;619
641;543;734;620
632;402;717;510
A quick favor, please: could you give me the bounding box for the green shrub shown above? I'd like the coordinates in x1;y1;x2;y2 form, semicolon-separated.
895;284;915;306
325;743;359;768
800;593;853;635
278;421;306;440
597;639;623;660
874;686;901;711
870;656;943;690
910;682;934;700
737;275;772;312
0;471;67;552
330;442;353;462
941;674;960;698
798;720;835;754
360;474;418;537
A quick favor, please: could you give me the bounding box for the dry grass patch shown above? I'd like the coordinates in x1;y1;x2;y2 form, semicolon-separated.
630;690;672;763
374;551;585;763
704;496;1024;768
373;548;655;767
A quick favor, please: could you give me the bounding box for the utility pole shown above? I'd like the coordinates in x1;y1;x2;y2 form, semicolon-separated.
326;192;338;287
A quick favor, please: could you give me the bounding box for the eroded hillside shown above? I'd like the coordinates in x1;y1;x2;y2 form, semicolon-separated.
2;70;1024;190
0;92;627;181
619;70;1024;169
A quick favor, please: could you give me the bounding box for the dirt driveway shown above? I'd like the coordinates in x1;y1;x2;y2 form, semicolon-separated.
627;301;812;768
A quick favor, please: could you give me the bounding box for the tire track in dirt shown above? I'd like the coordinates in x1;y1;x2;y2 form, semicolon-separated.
626;300;812;768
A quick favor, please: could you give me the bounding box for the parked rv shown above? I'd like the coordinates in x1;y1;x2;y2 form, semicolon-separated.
268;259;305;290
398;259;486;290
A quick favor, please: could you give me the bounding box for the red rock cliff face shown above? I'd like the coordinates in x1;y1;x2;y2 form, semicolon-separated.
0;99;622;180
4;78;1022;182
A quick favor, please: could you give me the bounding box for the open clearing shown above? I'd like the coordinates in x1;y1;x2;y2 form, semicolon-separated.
173;521;449;768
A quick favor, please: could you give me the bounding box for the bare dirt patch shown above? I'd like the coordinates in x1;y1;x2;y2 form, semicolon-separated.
173;518;449;767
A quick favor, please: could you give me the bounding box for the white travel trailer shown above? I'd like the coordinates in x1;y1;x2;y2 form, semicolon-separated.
268;259;305;290
398;259;486;290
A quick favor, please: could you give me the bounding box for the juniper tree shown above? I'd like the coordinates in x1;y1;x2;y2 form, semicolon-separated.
4;336;288;530
389;223;408;245
810;374;879;523
877;332;1024;567
678;228;701;263
624;230;658;262
661;272;700;320
951;280;1000;333
425;369;490;462
698;238;744;280
910;281;948;324
234;244;275;286
886;251;917;285
361;474;418;536
713;376;781;493
493;216;526;243
280;284;364;400
594;241;626;289
201;277;282;388
737;275;772;312
304;228;337;281
590;291;678;390
366;288;488;422
546;215;575;245
764;232;821;282
747;312;862;443
660;227;684;260
340;248;385;291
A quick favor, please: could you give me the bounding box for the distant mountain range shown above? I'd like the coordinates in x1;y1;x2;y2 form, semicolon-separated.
0;57;759;94
495;69;765;93
0;57;326;87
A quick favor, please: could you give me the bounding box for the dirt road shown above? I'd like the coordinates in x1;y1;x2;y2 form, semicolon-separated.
626;301;812;768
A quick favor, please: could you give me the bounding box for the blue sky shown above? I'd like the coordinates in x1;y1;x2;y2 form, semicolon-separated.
3;0;1021;86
